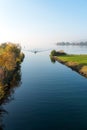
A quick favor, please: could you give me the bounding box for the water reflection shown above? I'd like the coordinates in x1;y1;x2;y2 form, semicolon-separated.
50;55;56;63
0;65;22;130
0;107;8;130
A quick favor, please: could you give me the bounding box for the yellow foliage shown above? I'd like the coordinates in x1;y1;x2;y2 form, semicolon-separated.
0;42;24;71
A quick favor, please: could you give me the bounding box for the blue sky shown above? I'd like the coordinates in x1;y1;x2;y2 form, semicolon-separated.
0;0;87;48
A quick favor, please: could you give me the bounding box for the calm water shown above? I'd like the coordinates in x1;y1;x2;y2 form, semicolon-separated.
1;46;87;130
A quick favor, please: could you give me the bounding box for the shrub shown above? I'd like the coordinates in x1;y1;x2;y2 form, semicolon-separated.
0;42;24;71
51;50;57;56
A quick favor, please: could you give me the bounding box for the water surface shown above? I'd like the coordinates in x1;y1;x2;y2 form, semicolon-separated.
1;45;87;130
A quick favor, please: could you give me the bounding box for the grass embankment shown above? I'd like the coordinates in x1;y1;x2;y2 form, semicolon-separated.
50;50;87;78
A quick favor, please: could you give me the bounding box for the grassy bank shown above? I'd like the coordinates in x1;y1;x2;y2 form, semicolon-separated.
50;50;87;78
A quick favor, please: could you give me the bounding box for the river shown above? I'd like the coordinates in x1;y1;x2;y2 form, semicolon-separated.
1;45;87;130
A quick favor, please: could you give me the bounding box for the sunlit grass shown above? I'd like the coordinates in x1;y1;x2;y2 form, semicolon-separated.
57;55;87;65
50;50;87;78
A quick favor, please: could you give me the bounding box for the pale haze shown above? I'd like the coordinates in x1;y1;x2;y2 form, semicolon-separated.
0;0;87;49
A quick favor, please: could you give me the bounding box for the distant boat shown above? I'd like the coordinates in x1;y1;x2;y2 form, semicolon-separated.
23;48;51;54
34;51;38;54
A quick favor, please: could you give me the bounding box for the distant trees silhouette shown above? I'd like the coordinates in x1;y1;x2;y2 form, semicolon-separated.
56;41;87;46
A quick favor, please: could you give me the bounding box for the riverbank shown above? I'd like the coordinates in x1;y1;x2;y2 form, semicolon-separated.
50;50;87;78
0;42;25;101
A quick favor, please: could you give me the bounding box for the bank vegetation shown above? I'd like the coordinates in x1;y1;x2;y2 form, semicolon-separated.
50;50;87;78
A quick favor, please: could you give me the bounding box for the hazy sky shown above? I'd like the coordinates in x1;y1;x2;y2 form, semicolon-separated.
0;0;87;48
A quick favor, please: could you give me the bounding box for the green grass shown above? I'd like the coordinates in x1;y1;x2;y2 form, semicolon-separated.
50;50;87;77
57;55;87;65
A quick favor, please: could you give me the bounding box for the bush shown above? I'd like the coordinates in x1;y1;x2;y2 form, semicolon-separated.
0;42;25;71
51;50;57;56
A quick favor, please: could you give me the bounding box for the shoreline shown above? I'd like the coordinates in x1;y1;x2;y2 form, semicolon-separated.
53;56;87;78
50;50;87;78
